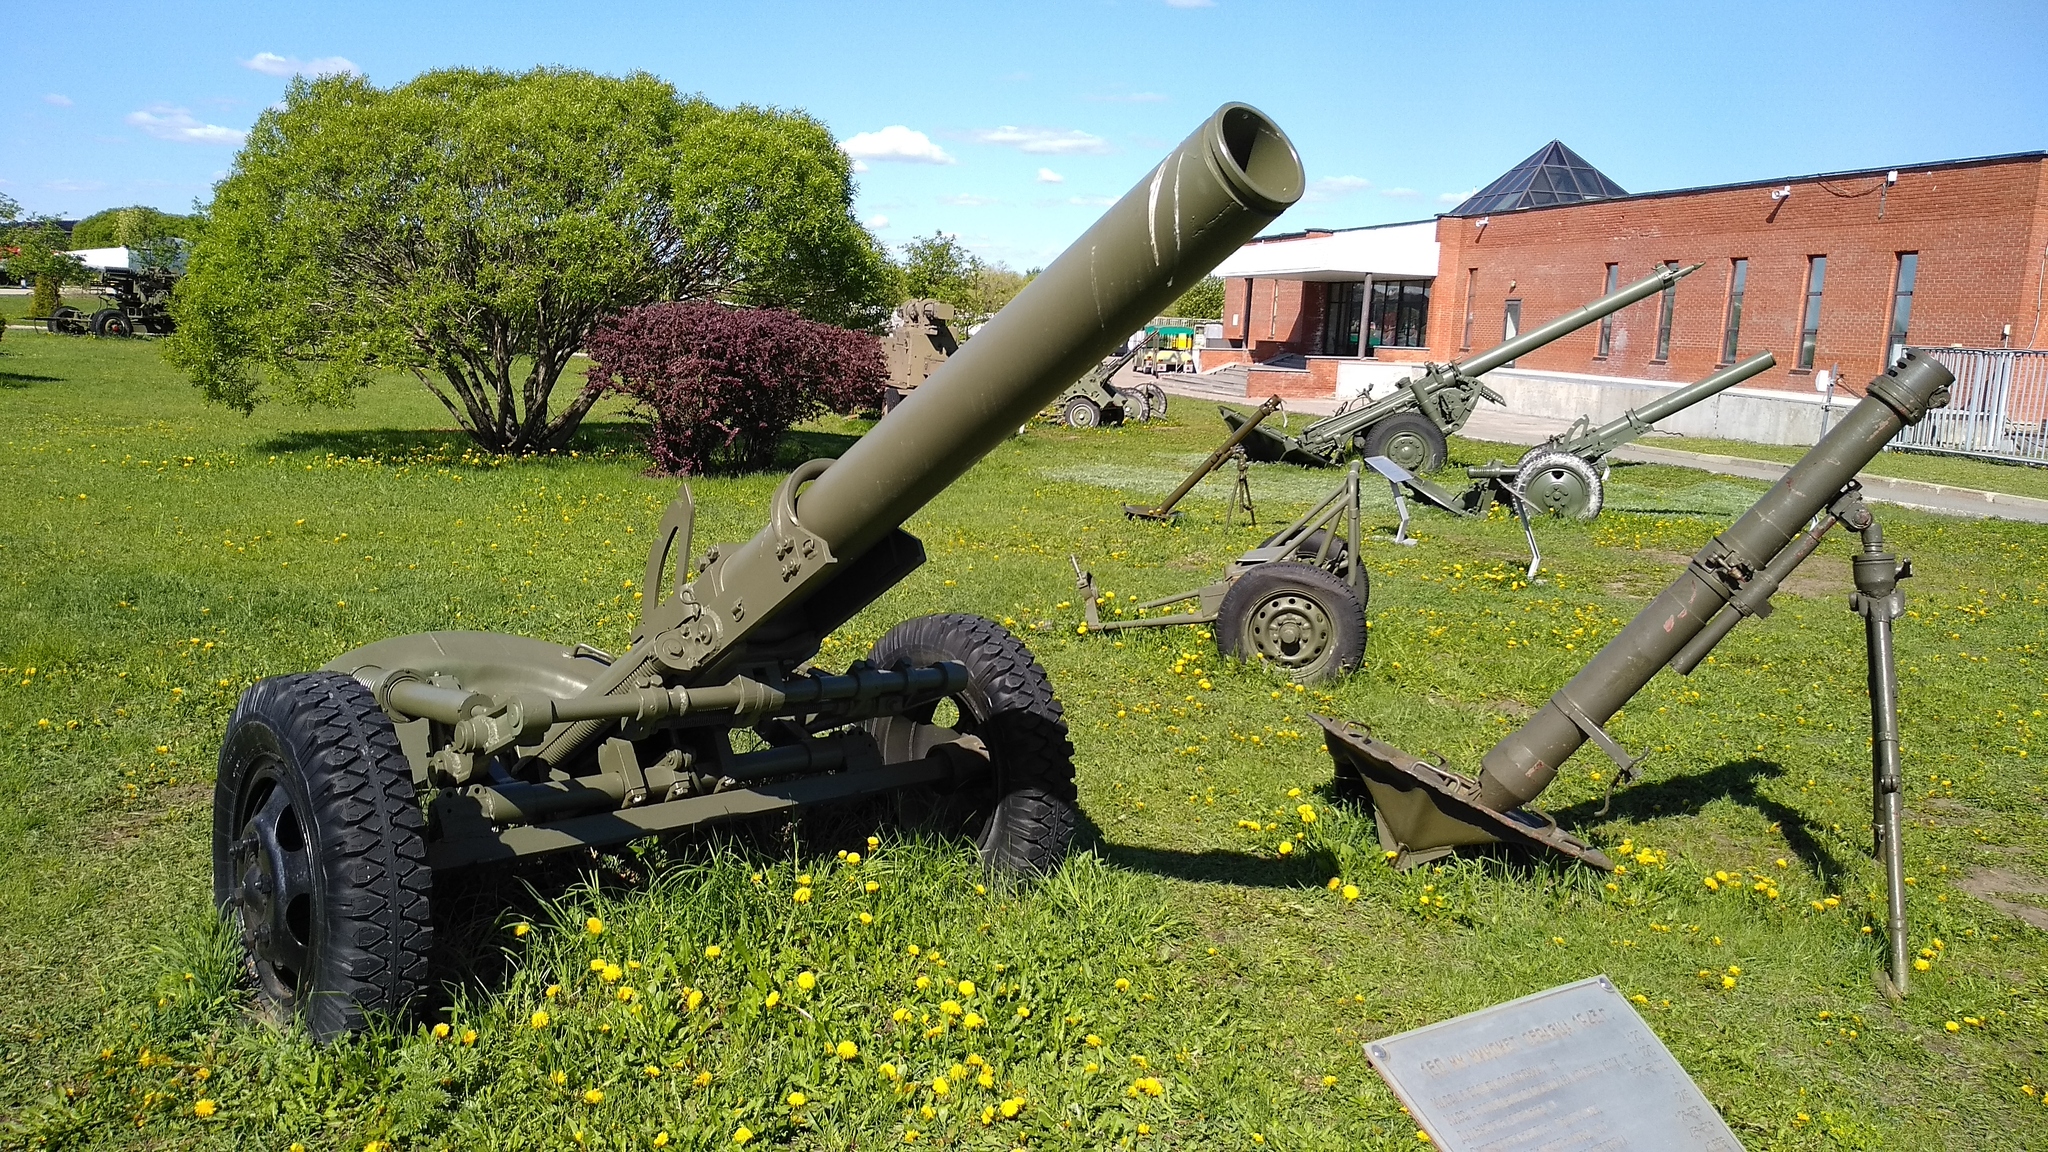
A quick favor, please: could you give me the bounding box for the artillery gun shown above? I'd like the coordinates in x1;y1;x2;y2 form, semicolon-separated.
1123;394;1283;521
211;104;1305;1039
879;299;959;414
1073;461;1369;682
1049;337;1170;428
1398;351;1778;522
1225;264;1699;473
1316;351;1953;996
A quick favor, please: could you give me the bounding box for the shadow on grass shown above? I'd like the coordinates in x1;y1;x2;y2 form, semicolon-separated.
1550;756;1856;886
1096;841;1344;888
0;369;61;388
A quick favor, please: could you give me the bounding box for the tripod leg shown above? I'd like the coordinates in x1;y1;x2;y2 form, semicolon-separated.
1852;518;1911;997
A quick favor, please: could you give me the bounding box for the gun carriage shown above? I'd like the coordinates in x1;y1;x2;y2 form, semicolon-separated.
212;104;1305;1038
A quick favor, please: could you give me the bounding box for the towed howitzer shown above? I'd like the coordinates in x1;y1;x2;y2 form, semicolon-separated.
1074;460;1369;683
1399;351;1778;523
212;103;1304;1039
1124;394;1283;521
1225;264;1700;473
1317;351;1953;997
1052;337;1171;428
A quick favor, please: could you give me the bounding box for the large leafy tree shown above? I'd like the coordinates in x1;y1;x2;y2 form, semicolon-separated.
167;67;894;453
896;232;1031;330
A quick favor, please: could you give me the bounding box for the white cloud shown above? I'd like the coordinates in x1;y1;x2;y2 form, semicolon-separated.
840;126;955;165
1380;187;1420;200
973;126;1110;155
1437;189;1476;205
242;52;361;78
939;193;998;207
126;105;246;146
43;94;73;107
1164;0;1216;7
1304;175;1371;202
1036;168;1064;184
864;214;890;230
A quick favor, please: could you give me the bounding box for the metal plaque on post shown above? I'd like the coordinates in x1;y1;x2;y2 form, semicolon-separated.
1365;975;1743;1152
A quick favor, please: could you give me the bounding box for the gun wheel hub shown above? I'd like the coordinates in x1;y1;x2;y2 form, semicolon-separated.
229;764;316;1002
1247;592;1333;669
1514;450;1603;520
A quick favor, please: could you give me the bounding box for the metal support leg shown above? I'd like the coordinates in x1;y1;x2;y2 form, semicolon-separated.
1512;492;1541;581
1850;517;1911;998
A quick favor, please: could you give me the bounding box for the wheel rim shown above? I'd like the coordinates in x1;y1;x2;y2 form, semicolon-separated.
231;763;317;1005
1245;590;1335;671
1066;401;1097;427
1382;429;1432;471
1524;466;1593;516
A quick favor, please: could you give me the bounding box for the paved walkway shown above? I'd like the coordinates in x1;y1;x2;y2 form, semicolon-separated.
1155;374;2048;525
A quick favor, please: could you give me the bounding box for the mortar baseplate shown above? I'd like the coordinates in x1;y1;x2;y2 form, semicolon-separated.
1314;715;1613;872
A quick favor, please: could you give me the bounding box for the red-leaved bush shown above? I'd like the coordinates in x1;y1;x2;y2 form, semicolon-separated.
585;301;885;474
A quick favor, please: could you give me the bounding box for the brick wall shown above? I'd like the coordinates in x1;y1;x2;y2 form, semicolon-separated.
1433;155;2048;396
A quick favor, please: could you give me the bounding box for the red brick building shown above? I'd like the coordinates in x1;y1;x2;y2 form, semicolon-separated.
1210;142;2048;402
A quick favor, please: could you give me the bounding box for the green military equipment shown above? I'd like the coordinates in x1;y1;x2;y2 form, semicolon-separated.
1400;351;1779;522
1073;461;1368;682
1124;394;1283;520
1050;337;1171;428
212;103;1304;1039
1317;351;1953;997
1225;264;1700;473
880;299;959;413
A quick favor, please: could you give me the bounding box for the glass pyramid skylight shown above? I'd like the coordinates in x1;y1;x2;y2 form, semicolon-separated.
1448;141;1628;217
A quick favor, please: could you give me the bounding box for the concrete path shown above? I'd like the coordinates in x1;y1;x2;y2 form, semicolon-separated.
1157;376;2048;525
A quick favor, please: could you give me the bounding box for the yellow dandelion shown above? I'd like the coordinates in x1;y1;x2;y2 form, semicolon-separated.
585;917;604;936
193;1099;217;1118
733;1127;753;1145
797;970;817;991
787;1091;807;1107
530;1010;551;1028
704;945;722;959
512;922;531;937
836;1040;859;1060
432;1022;451;1039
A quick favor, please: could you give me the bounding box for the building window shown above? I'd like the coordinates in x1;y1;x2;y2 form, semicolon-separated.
1321;281;1365;356
1461;268;1477;351
1501;299;1522;367
1367;279;1431;350
1595;264;1618;358
1653;260;1679;362
1887;253;1917;364
1797;256;1827;369
1721;258;1747;363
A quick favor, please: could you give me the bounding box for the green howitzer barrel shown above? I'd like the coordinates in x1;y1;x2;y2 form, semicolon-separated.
1547;350;1774;460
532;104;1305;765
1228;263;1699;472
1315;351;1953;873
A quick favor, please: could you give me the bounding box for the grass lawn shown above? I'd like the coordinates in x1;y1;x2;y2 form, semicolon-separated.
2;332;2044;1150
1624;432;2048;504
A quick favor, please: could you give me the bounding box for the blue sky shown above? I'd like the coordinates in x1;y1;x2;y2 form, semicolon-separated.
5;0;2043;268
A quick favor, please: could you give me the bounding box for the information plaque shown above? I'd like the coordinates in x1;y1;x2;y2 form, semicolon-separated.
1365;975;1743;1152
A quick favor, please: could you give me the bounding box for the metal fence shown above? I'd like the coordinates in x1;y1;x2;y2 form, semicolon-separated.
1890;347;2048;466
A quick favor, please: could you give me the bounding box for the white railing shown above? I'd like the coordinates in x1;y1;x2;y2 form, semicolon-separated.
1891;347;2048;466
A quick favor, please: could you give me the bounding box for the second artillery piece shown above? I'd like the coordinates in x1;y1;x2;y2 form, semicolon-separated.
1049;336;1171;428
1224;264;1699;473
1396;351;1778;522
209;103;1306;1040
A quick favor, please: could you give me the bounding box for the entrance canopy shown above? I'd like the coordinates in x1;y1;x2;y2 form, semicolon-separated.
1213;220;1438;282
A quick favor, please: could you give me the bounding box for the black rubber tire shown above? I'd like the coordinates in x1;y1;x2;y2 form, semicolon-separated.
213;672;433;1041
1260;527;1362;585
1214;561;1367;683
90;308;132;337
1062;396;1102;429
47;307;82;335
864;614;1078;873
1360;413;1447;473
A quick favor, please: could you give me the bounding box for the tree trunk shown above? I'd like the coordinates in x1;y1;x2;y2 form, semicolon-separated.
30;277;58;321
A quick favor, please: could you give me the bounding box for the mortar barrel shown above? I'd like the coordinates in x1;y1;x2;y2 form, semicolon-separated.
1604;350;1775;437
1474;351;1953;811
784;105;1301;566
1457;263;1698;379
